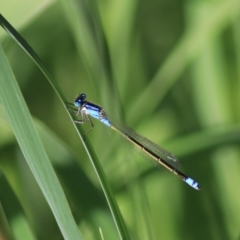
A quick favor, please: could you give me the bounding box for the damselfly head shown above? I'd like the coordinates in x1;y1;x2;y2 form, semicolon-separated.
74;93;86;107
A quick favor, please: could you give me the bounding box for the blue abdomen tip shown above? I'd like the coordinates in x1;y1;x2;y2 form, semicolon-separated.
185;178;201;190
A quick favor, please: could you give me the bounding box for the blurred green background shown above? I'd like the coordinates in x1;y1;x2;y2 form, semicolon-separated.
1;0;240;239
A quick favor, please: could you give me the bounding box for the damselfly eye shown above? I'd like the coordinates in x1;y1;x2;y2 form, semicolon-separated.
80;93;86;100
74;93;86;107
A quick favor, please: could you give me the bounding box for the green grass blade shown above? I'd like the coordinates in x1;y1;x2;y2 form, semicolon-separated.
0;14;129;240
0;45;82;240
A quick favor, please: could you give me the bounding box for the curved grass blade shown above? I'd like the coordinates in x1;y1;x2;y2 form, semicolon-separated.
0;14;129;240
0;45;82;239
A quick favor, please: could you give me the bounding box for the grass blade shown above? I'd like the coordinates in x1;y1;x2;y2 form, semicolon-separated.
0;14;129;240
0;44;82;240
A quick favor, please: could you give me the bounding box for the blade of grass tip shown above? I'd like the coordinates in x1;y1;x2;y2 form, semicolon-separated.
0;201;14;240
0;14;130;240
0;47;82;239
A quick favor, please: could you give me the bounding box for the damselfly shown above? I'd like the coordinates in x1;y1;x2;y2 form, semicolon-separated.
68;93;201;190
